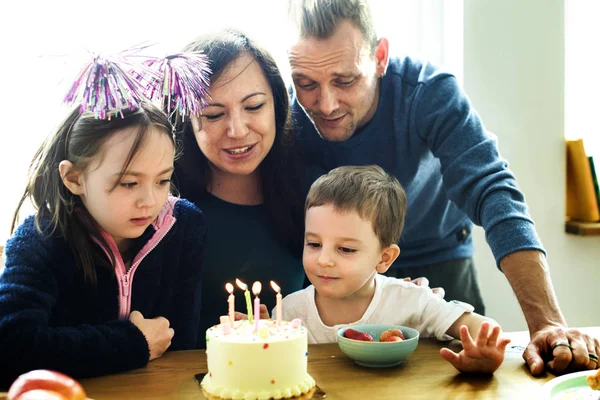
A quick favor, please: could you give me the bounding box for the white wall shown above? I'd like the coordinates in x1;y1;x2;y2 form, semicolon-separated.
565;1;600;156
463;0;600;331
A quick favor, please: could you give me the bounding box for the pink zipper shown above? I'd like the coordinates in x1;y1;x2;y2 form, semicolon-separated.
118;217;176;319
92;237;130;318
120;272;130;317
91;198;178;320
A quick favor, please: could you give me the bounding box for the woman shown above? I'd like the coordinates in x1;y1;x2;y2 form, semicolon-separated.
172;30;308;344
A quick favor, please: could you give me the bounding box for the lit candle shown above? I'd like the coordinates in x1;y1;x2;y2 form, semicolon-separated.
225;283;235;327
270;280;282;326
252;281;261;332
236;278;253;324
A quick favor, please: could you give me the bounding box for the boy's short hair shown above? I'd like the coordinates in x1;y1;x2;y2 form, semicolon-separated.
305;165;407;247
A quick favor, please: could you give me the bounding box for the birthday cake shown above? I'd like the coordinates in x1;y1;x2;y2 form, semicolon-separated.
201;318;316;400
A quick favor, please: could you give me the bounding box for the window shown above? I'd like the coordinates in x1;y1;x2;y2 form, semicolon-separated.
565;0;600;157
0;0;461;243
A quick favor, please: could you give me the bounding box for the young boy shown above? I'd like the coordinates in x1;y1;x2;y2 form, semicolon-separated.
274;165;510;374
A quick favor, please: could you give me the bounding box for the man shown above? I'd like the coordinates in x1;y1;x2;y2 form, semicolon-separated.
286;0;599;376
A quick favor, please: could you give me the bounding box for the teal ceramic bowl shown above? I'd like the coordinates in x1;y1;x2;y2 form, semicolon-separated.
336;324;419;368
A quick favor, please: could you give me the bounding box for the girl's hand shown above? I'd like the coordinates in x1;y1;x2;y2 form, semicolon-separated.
440;321;511;374
234;304;270;321
129;310;174;361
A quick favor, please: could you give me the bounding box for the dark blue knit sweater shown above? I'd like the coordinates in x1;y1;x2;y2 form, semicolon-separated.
0;198;206;387
291;56;545;268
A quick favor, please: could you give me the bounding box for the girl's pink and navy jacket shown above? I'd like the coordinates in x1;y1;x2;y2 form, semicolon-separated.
0;197;206;387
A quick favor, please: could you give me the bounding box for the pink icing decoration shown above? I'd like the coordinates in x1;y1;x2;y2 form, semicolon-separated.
291;318;302;329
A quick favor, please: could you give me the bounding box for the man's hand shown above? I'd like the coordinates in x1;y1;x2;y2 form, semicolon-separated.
500;250;600;376
523;326;600;375
440;322;510;374
403;276;445;298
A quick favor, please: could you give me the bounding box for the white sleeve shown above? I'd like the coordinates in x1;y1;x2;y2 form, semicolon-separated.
417;295;474;340
374;278;474;341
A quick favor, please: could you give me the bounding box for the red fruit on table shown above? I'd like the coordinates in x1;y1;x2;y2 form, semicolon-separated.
344;328;374;342
7;370;87;400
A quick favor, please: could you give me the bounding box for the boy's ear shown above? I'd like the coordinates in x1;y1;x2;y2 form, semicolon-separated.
375;244;400;274
59;160;84;196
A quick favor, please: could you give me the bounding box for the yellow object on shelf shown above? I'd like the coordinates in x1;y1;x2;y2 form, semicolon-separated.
566;139;600;222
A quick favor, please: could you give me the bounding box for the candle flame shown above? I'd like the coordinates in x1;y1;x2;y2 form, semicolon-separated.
270;280;280;293
252;281;262;295
225;282;234;294
235;278;247;291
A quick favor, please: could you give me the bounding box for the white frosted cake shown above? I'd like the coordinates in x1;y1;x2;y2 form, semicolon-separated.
201;318;316;400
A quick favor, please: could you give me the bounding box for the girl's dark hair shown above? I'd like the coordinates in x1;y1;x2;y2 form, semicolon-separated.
173;29;304;255
11;102;175;284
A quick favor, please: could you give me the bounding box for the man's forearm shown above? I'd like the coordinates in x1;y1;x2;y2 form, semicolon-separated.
499;250;567;334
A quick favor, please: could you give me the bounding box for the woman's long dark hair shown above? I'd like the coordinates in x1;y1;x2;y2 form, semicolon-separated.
11;102;174;284
173;29;304;256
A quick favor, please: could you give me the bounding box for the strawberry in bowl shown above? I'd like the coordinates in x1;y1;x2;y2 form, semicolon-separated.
337;324;419;367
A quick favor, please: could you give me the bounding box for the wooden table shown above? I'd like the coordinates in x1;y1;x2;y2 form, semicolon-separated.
69;327;599;400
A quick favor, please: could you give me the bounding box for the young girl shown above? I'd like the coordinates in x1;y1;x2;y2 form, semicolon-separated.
0;71;207;384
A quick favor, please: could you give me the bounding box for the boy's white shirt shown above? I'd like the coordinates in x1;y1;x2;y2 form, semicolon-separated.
272;274;474;344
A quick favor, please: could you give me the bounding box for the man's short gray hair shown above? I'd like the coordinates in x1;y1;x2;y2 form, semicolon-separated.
288;0;378;53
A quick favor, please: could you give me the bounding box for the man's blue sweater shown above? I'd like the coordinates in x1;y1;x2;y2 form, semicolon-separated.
291;56;544;268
